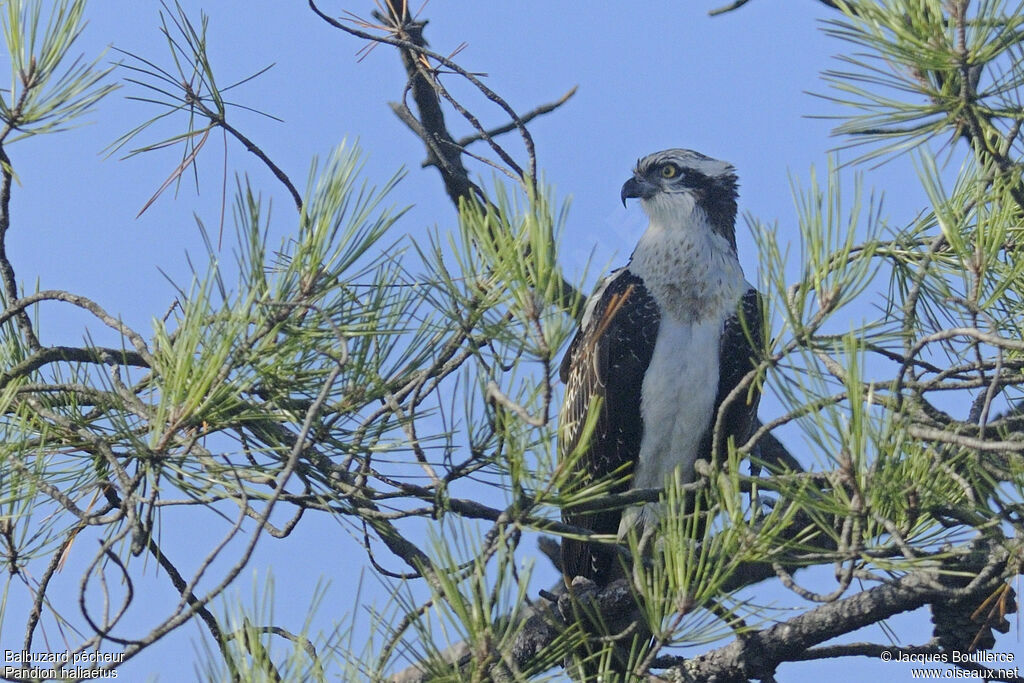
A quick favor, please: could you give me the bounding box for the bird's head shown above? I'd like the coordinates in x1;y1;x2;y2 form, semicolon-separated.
621;148;739;246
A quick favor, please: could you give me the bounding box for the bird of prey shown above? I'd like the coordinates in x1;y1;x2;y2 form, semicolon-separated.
558;148;762;585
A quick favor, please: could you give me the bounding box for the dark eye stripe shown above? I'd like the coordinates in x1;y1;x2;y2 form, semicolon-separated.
638;158;721;191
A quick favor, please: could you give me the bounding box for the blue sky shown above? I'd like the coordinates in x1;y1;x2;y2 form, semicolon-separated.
4;1;1015;680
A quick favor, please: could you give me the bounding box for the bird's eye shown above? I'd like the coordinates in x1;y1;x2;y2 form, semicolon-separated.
660;163;680;179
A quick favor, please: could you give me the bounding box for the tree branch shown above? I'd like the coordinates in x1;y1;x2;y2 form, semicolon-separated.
0;143;41;351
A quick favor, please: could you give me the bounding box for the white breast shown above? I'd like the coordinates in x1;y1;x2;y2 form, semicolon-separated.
635;316;721;488
617;316;723;538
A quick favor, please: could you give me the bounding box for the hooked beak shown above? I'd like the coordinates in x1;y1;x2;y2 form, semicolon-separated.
620;175;657;207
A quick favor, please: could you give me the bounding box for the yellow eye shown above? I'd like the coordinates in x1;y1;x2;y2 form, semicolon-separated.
660;164;679;179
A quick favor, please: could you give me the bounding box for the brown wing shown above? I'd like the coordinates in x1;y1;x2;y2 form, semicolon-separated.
698;286;763;462
558;269;660;584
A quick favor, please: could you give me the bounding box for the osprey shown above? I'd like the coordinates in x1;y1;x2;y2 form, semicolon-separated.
559;148;762;584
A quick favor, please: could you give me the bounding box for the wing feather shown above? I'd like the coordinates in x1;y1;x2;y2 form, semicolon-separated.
699;286;763;461
558;269;660;583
